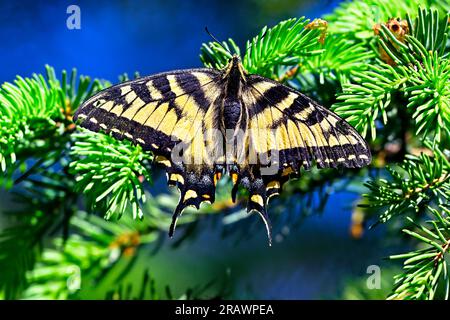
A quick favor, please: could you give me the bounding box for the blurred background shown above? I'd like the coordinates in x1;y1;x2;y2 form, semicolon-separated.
0;0;406;299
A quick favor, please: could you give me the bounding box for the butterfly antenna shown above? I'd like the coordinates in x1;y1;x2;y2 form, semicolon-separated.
205;27;231;55
246;29;268;54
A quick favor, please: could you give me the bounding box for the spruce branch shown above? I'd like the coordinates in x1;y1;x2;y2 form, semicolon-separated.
200;39;241;70
408;7;449;55
332;7;450;142
332;63;408;139
295;34;375;84
0;66;103;181
1;0;449;301
325;0;449;39
0;66;106;299
405;51;450;141
200;18;324;78
0;154;80;299
363;144;449;223
22;210;225;299
388;206;450;300
22;213;159;299
70;130;152;220
243;18;324;77
0;214;50;299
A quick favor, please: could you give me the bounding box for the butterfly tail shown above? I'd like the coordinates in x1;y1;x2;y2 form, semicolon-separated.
167;167;216;238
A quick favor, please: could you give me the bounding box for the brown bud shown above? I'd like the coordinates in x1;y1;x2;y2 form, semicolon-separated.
373;18;409;65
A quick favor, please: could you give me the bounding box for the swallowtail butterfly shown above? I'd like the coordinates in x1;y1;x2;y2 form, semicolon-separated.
74;55;371;245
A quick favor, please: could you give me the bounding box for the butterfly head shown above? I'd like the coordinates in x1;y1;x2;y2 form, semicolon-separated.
230;54;240;63
224;54;247;80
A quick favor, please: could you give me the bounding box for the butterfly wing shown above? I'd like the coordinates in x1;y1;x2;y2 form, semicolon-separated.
74;69;221;154
74;68;225;235
245;75;371;170
74;67;371;244
237;75;371;242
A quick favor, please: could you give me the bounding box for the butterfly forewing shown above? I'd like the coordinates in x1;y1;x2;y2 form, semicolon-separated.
245;75;371;170
74;69;222;155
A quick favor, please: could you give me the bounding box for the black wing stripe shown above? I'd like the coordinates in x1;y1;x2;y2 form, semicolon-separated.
175;73;216;111
177;90;222;157
308;109;336;166
78;107;177;156
130;81;154;104
130;77;216;126
324;112;364;167
251;85;290;116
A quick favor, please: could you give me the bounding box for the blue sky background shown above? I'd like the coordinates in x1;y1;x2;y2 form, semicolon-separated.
0;0;341;82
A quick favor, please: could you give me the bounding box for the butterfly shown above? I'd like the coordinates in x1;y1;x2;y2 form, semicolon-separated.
73;54;371;245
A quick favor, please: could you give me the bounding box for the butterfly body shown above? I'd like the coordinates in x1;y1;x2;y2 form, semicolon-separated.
74;55;371;245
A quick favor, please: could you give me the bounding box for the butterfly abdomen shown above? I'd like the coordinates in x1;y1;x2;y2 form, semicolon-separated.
222;98;242;130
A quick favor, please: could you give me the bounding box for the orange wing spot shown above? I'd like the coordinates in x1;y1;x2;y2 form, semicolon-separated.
231;173;238;185
214;172;222;186
281;167;294;176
